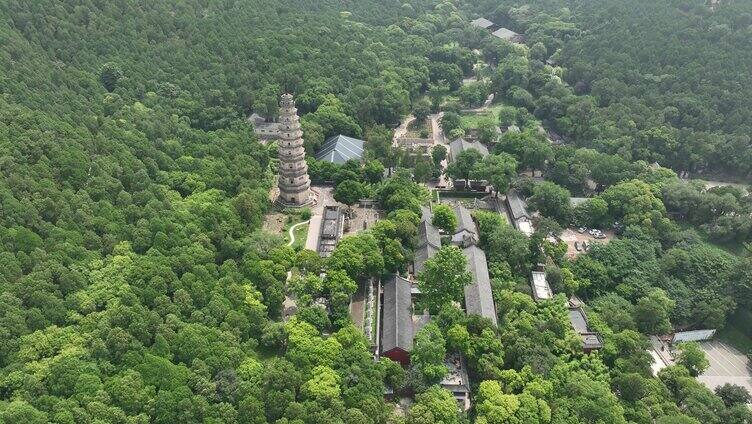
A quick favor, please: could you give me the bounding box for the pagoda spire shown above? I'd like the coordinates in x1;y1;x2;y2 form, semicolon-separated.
276;93;312;207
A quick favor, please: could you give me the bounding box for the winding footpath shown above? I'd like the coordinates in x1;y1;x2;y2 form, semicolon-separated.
287;220;310;247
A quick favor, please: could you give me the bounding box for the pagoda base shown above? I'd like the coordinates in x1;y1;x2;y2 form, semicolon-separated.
275;190;315;208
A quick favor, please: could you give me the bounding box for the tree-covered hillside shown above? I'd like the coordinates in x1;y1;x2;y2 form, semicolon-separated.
0;0;463;422
563;0;752;177
1;0;752;423
463;0;752;178
2;0;426;128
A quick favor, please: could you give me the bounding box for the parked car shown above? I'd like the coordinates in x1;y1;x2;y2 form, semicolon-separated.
574;241;582;251
578;227;587;234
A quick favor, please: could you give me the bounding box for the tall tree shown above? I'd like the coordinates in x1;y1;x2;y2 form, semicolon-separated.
334;180;366;208
471;153;518;195
676;342;709;377
418;245;472;311
407;387;462;424
411;322;448;383
431;204;457;233
528;181;572;225
447;149;484;182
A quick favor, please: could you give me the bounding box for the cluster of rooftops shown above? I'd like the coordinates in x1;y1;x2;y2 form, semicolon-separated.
379;201;603;408
379;204;495;409
381;204;498;360
470;17;525;44
508;189;603;353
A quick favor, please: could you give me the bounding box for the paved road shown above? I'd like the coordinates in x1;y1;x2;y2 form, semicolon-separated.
305;216;321;251
287;220;310;247
649;335;673;375
429;112;451;189
430;112;445;145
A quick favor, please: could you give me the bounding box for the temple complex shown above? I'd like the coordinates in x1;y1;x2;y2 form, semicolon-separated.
276;93;313;207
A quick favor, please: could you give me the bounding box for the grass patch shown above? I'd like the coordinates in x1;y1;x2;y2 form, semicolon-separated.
291;222;309;250
460;104;506;129
441;95;459;108
282;218;309;247
674;220;747;256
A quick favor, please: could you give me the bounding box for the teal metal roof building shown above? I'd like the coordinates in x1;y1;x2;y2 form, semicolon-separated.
316;135;365;164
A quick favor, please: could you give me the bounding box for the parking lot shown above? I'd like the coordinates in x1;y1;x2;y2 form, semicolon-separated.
697;340;752;394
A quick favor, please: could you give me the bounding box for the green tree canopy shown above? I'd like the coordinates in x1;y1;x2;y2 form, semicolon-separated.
418;245;473;312
431;204;457;233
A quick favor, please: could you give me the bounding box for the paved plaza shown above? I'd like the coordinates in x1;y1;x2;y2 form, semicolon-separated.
697;340;752;394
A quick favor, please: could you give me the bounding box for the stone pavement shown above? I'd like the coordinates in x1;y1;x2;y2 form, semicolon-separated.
303;186;335;252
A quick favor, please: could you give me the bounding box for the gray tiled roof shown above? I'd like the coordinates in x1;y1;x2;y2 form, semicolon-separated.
454;205;477;235
381;275;414;353
412;312;432;335
415;217;442;274
249;113;267;125
506;189;530;220
417;220;442;249
449;138;489;162
470;18;495;29
531;271;553;301
568;307;590;333
414;244;439;275
568;307;604;350
582;332;604;349
491;27;520;41
451;231;477;247
452;205;479;247
441;353;470;393
321;206;342;239
420;206;433;222
462;245;497;326
316;135;365;164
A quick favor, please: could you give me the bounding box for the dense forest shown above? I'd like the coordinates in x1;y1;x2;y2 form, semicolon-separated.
464;0;752;178
0;0;751;423
0;1;443;422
